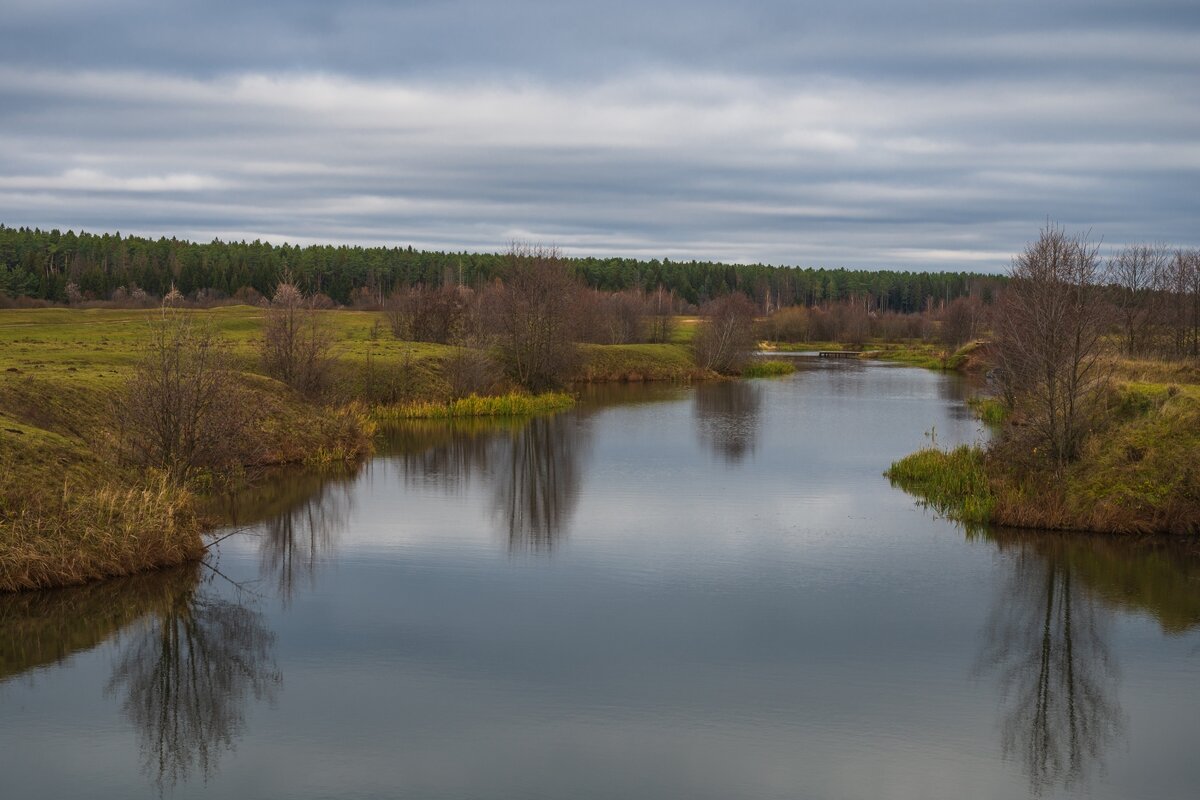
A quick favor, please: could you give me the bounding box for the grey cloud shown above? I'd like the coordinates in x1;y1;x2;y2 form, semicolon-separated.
0;1;1197;270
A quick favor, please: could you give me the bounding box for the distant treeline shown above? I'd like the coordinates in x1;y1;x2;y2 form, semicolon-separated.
0;226;1001;312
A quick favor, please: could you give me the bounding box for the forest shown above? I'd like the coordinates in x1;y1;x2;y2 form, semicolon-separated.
0;225;999;313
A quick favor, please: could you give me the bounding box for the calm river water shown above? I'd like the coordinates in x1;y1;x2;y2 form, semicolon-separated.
3;360;1200;799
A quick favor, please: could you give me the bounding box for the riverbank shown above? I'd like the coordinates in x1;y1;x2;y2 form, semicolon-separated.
761;339;989;372
888;367;1200;535
0;307;711;591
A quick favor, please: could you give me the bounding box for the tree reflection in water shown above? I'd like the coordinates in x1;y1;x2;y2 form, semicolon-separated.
692;380;762;463
976;536;1125;796
258;477;354;602
390;414;588;552
211;466;358;602
492;414;585;552
105;565;279;792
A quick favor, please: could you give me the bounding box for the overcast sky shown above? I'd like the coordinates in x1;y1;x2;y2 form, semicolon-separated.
1;1;1197;271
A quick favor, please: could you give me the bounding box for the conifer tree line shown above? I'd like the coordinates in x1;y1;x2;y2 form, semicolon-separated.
0;225;998;313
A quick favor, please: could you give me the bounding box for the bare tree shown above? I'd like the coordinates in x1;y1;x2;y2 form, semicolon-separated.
940;296;980;348
386;284;473;343
1107;244;1167;356
117;306;251;482
1189;249;1200;359
479;244;581;392
1161;248;1200;360
645;286;677;344
995;225;1110;466
693;293;757;373
260;277;335;397
442;341;503;398
761;306;811;343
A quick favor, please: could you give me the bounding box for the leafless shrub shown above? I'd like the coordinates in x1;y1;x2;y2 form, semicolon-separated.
995;225;1111;465
478;244;581;391
232;286;265;306
261;278;336;398
873;310;928;341
1161;248;1200;360
574;289;651;344
645;286;677;343
442;341;503;398
831;301;870;346
348;285;383;310
605;290;650;344
1107;244;1168;356
116;307;252;482
1188;249;1200;359
808;307;836;341
308;292;337;310
940;296;980;348
163;283;184;307
693;293;756;373
386;284;473;343
760;306;811;342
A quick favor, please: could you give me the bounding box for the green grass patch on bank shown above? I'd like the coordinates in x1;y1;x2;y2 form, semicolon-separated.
576;342;702;382
371;392;574;423
968;396;1007;426
741;359;796;378
886;445;995;526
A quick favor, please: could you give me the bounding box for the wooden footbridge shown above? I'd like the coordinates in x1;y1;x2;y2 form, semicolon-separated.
817;350;880;359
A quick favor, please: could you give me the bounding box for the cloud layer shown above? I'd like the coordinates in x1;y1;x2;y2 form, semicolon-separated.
1;1;1197;270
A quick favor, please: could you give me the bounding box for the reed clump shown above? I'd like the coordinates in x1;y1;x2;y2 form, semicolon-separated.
371;391;574;423
741;359;796;378
886;445;995;526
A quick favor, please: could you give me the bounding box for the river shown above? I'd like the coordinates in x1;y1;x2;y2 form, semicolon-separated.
3;359;1200;799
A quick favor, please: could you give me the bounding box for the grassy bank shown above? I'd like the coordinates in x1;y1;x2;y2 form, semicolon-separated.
888;376;1200;535
2;307;705;591
575;342;706;382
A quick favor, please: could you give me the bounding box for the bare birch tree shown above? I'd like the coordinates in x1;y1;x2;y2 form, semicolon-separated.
693;293;756;373
995;225;1111;466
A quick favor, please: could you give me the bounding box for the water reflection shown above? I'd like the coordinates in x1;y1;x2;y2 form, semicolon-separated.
0;565;278;793
976;535;1124;795
107;567;280;791
974;530;1200;794
0;567;200;684
388;413;590;551
981;529;1200;635
493;415;584;552
387;419;509;493
692;381;762;463
213;468;358;601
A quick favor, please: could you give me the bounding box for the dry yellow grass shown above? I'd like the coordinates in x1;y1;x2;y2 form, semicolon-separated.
0;476;203;593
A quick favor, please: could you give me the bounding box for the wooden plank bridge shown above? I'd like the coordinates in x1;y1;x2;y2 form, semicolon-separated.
817;351;880;359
